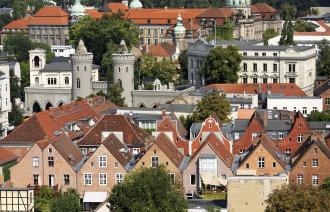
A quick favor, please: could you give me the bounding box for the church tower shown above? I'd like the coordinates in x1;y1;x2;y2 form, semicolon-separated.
112;40;135;107
173;13;186;51
71;40;93;100
70;0;86;24
29;49;46;86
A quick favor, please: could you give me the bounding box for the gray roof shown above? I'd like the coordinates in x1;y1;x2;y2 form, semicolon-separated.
233;120;250;131
308;121;330;130
227;98;252;104
158;104;196;113
190;123;202;134
264;120;292;131
41;62;72;72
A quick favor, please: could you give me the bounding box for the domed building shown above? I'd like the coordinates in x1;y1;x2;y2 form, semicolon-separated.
129;0;143;9
70;0;86;24
226;0;251;18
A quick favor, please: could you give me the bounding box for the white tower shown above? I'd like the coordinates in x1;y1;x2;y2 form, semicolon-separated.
173;13;186;51
70;0;86;24
112;40;135;107
71;40;93;100
29;49;46;86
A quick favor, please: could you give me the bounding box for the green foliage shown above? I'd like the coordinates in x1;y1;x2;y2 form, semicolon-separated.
96;84;125;107
0;13;13;32
322;177;330;191
69;13;139;68
20;61;30;101
201;46;242;84
139;55;178;85
307;111;330;121
317;39;330;77
33;42;55;64
9;104;23;126
4;33;34;62
311;8;320;15
294;19;317;32
262;28;279;45
279;4;296;46
178;50;188;82
9;69;21;102
216;19;234;40
2;161;17;182
109;165;187;212
51;189;81;212
266;184;330;212
35;186;56;212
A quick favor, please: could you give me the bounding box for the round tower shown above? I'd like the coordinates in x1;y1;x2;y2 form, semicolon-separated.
129;0;143;9
112;40;135;107
173;13;186;51
71;40;93;100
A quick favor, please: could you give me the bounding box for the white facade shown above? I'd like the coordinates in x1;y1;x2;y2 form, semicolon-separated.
267;96;323;116
51;45;75;57
188;40;317;95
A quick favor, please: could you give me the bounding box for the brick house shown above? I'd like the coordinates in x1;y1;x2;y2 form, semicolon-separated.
183;133;233;197
155;111;189;155
276;112;311;155
10;134;84;191
134;133;186;182
77;134;133;211
234;134;289;176
289;134;330;186
314;79;330;112
190;116;232;155
77;114;151;155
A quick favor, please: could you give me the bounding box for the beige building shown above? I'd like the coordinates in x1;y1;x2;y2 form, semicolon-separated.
0;188;34;212
227;175;288;212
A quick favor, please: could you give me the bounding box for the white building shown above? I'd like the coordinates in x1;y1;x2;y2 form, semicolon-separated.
267;96;323;116
188;39;317;95
51;45;75;57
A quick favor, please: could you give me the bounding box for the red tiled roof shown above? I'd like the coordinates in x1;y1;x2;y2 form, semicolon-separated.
316;20;330;32
251;3;277;14
154;133;184;167
28;6;69;26
3;16;32;29
148;42;175;57
78;114;150;147
0;147;18;165
33;6;68;17
102;134;133;168
191;133;234;168
108;2;129;13
205;83;306;96
88;96;118;114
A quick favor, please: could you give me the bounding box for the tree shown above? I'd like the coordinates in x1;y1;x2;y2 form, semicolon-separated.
51;189;81;212
294;19;317;32
262;28;279;45
322;177;330;191
178;50;188;82
307;111;330;121
8;69;23;126
317;39;330;77
20;61;30;101
201;46;242;84
266;184;330;212
279;4;296;46
0;13;13;31
311;8;320;15
96;84;125;107
9;104;23;126
35;186;56;212
109;165;187;212
4;32;34;62
33;42;55;64
216;19;234;40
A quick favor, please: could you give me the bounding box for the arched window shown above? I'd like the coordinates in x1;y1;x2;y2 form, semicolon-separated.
77;78;80;88
35;77;39;85
118;79;122;88
34;56;40;68
118;67;121;72
65;77;69;85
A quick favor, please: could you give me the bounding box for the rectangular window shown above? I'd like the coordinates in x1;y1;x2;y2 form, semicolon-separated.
263;78;268;83
289;78;295;84
243;52;247;56
272;162;276;167
253;78;258;83
326;98;330;105
234;132;239;140
255;53;259;56
262;53;266;56
246;163;249;169
243;63;247;71
169;173;175;184
258;157;265;168
312;174;318;185
64;174;70;185
190;175;196;185
297;174;304;184
263;63;267;72
273;64;277;72
312;159;318;167
253;63;257;72
33;175;39;185
48;157;54;167
32;157;39;167
297;134;303;143
279;132;284;140
302;107;307;115
99;156;107;168
273;78;278;83
312;107;317;112
243;77;248;84
273;53;278;57
303;161;307;167
199;157;217;173
84;173;92;185
115;173;124;183
99;173;107;185
151;156;159;167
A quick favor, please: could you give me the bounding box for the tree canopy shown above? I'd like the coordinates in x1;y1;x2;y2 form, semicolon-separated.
279;4;295;46
51;189;81;212
109;166;187;212
294;19;317;32
307;111;330;121
262;28;279;45
266;184;330;212
201;46;242;85
178;50;188;83
96;84;125;107
317;39;330;77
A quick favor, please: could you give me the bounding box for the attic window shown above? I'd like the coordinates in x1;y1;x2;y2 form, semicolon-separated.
48;148;52;153
142;162;145;166
154;150;157;154
176;137;179;142
114;162;118;168
272;162;276;167
314;148;317;154
209;124;212;128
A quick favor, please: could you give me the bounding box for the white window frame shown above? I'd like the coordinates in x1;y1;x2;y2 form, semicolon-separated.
81;148;87;155
312;174;318;185
99;173;107;185
33;174;39;185
99;156;107;168
84;173;92;185
114;162;119;168
258;157;265;168
115;173;124;184
297;174;303;184
279;132;284;140
32;157;39;167
234;132;239;140
312;159;318;167
297;134;303;143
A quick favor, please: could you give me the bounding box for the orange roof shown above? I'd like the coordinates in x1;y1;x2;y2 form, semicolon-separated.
3;16;32;29
108;2;129;13
294;31;330;36
0;147;18;165
85;9;105;20
33;6;68;17
237;109;256;120
251;3;277;14
316;20;330;32
148;42;175;57
206;83;306;96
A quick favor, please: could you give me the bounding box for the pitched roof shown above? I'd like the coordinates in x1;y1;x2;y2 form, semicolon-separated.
197;8;234;18
154;133;184;167
50;133;84;168
314;79;330;96
239;133;288;169
3;16;32;29
205;83;306;96
251;3;277;14
148;42;175;57
102;134;133;168
191;133;234;168
87;96;118;114
78;114;149;147
107;2;129;13
0;147;18;165
292;134;330;166
28;6;69;26
33;6;68;17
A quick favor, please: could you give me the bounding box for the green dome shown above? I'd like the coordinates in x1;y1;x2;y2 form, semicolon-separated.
71;0;86;16
130;0;143;9
174;14;186;36
226;0;251;7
